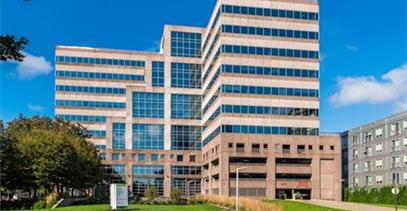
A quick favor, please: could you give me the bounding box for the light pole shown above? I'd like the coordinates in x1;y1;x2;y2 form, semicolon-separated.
236;167;247;211
186;180;194;198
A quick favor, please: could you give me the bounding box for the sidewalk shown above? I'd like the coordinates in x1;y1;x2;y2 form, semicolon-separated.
301;200;407;211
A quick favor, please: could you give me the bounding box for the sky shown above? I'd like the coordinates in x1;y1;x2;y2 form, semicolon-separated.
0;0;406;132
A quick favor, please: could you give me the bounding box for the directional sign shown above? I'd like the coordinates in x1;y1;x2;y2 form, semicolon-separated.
392;187;400;195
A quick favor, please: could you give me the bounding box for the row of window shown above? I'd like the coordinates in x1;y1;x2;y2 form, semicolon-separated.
57;115;106;123
56;56;145;67
56;70;144;81
133;165;164;175
133;177;164;196
222;25;319;40
56;85;126;95
171;63;202;89
221;105;319;117
221;84;319;98
132;92;164;118
171;125;202;150
171;166;201;175
222;45;319;59
56;100;125;109
221;64;319;79
152;61;164;87
171;94;202;120
112;123;126;149
221;4;319;21
222;125;319;136
171;31;202;58
88;130;106;138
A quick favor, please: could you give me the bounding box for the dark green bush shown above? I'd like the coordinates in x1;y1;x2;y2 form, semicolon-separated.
33;200;46;209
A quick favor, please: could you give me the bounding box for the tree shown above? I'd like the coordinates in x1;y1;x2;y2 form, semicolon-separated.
170;187;182;204
0;35;29;62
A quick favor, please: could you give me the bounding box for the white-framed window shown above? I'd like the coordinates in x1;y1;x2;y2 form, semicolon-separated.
404;154;407;165
365;146;373;156
376;174;383;184
366;175;373;186
352;135;359;146
403;137;407;147
404;172;407;182
353;163;359;173
392;156;401;168
353;177;359;187
390;123;399;136
365;131;372;142
364;161;372;172
392;139;401;151
352;149;359;159
376;143;383;153
403;120;407;130
376;159;383;169
375;128;383;138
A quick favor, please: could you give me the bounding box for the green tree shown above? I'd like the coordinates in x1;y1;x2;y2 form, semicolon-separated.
144;186;157;203
170;187;183;204
0;35;29;62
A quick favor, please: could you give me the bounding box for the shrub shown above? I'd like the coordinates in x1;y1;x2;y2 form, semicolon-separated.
345;185;407;205
170;187;183;204
193;194;282;211
33;200;46;209
144;186;157;203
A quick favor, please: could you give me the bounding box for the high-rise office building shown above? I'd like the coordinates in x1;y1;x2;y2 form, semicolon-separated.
342;111;407;188
55;0;341;200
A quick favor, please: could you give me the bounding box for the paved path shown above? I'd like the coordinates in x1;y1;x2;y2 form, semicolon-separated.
301;200;406;211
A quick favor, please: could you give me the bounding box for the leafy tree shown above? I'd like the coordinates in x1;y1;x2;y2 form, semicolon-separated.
170;187;182;204
0;35;29;62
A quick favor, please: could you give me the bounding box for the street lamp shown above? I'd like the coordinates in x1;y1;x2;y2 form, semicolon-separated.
185;180;194;198
235;167;247;211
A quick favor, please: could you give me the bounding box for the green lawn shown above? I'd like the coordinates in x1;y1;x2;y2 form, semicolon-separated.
354;202;407;210
26;204;220;211
266;200;345;211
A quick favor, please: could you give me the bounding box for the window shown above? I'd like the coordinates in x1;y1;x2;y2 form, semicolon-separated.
177;155;184;162
151;154;159;161
99;153;106;160
56;70;144;81
221;44;319;59
404;172;407;182
352;135;359;146
56;100;125;109
189;155;196;162
252;144;260;152
171;166;201;175
376;159;383;169
403;120;407;130
132;124;164;150
112;123;126;149
365;146;372;156
319;145;324;150
171;31;202;58
390;123;399;136
236;143;245;152
171;94;202;119
392;156;400;168
375;128;383;138
152;61;164;87
56;55;144;67
366;176;373;186
221;84;319;98
364;131;372;142
353;163;359;173
376;174;383;184
353;177;359;187
403;137;407;147
264;144;268;149
376;143;383;153
330;145;335;151
221;124;319;136
297;145;305;154
392;139;401;151
283;144;290;153
112;153;120;161
228;143;233;148
56;85;126;95
403;155;407;165
132;92;164;118
138;154;145;161
364;161;372;172
308;145;313;150
171;63;201;88
56;115;106;123
171;125;201;150
352;149;359;159
392;173;400;184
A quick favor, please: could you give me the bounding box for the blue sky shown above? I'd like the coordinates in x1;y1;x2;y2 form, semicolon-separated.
1;0;406;132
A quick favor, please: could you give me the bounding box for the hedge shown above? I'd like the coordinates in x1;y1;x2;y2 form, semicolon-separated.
344;185;407;205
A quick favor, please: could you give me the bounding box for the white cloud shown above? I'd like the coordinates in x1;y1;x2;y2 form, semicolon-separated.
394;98;407;112
346;44;358;52
16;52;52;80
330;64;407;111
28;103;46;112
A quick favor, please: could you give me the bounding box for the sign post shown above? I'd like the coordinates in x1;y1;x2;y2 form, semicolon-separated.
110;184;128;210
391;186;399;211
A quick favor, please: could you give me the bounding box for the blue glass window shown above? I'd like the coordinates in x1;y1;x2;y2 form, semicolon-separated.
171;63;202;89
221;45;319;59
171;125;201;150
56;115;106;123
112;123;125;149
152;61;164;87
171;94;202;120
56;56;145;67
132;92;164;118
171;31;202;58
133;165;164;175
56;85;125;95
56;100;125;109
56;70;144;81
132;124;164;150
88;130;107;138
171;166;201;175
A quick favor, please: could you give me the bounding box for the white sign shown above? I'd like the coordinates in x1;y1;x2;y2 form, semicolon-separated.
110;184;128;209
391;187;400;195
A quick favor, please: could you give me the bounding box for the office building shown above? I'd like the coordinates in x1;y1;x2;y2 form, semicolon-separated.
55;0;341;200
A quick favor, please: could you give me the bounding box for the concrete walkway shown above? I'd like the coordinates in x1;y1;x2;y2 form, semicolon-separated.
301;200;407;211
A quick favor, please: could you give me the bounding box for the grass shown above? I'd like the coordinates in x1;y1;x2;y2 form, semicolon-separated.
266;200;345;211
25;204;220;211
353;202;407;210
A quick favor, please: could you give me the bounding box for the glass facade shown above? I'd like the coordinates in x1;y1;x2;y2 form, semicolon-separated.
171;63;202;88
103;164;126;184
171;166;201;175
112;123;126;149
132;177;164;196
171;31;202;58
221;84;319;98
56;115;106;123
56;70;144;81
132;124;164;150
152;61;164;87
222;25;319;40
56;85;125;95
88;130;106;138
171;94;202;120
171;178;201;196
56;100;125;109
171;125;201;150
133;165;164;175
221;45;319;59
221;65;318;78
132;92;164;118
56;56;145;67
